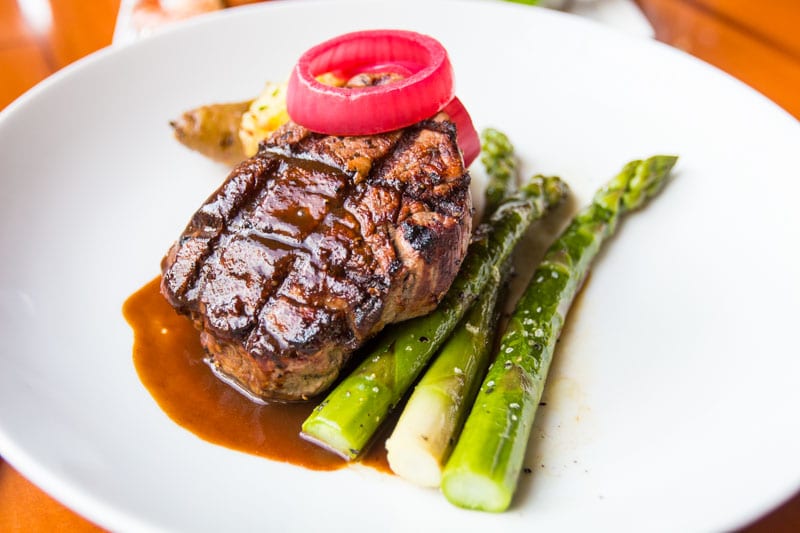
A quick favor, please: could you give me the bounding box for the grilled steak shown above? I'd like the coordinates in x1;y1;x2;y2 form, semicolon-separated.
161;115;471;401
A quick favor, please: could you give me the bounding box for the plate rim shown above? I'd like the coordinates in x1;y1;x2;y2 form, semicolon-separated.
1;1;799;531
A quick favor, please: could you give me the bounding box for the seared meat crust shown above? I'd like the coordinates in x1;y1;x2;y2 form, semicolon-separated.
161;115;471;400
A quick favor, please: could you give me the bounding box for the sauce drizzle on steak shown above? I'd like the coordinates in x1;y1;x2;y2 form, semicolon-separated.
161;115;471;401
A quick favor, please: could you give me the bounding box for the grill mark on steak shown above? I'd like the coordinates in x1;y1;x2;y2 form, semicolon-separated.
161;156;276;308
162;115;471;401
196;154;359;341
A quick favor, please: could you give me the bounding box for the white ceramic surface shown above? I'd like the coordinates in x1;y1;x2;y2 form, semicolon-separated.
1;1;799;531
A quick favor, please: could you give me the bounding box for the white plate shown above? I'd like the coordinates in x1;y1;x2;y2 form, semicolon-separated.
1;1;799;531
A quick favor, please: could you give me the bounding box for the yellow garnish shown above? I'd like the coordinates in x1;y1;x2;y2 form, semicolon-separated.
238;75;347;157
239;81;291;157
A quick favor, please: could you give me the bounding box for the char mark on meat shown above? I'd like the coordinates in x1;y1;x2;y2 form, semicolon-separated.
161;114;471;401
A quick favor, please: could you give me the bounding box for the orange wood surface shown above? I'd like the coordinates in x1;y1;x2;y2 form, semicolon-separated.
636;0;800;118
0;0;798;531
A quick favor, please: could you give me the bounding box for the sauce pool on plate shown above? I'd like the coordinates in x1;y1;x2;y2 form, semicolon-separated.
123;277;390;472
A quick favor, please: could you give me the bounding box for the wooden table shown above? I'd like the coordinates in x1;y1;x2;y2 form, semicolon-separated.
0;0;798;530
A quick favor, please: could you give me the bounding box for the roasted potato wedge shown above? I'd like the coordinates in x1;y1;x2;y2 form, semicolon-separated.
170;100;252;165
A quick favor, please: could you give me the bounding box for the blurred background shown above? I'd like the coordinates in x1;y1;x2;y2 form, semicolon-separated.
0;0;798;531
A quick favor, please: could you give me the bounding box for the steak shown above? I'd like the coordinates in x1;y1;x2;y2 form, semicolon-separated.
161;115;471;401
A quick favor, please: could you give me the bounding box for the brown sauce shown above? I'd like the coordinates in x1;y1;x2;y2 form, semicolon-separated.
122;276;390;472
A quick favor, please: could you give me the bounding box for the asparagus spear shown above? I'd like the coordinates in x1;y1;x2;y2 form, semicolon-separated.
384;128;520;486
481;128;519;216
385;258;510;485
301;176;569;459
441;155;678;512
